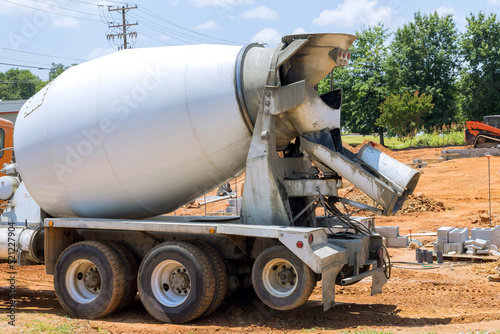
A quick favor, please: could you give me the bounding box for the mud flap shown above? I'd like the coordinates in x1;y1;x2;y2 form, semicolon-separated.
371;269;387;296
321;262;344;311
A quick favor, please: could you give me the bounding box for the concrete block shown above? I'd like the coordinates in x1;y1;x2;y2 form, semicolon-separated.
444;243;464;254
225;206;237;214
477;249;490;255
376;226;399;238
466;247;477;255
228;198;242;207
471;228;495;241
387;236;408;248
437;227;454;242
449;228;469;243
434;240;445;253
472;238;490;249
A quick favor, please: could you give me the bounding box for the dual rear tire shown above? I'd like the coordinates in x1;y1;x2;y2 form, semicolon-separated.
54;241;131;319
137;241;226;323
54;240;228;323
54;241;315;323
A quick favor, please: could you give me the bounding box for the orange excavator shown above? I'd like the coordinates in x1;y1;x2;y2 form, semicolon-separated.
465;115;500;148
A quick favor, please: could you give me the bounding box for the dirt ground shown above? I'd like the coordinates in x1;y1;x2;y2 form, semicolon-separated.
2;145;500;333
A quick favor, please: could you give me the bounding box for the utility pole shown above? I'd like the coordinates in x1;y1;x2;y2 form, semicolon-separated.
107;5;138;50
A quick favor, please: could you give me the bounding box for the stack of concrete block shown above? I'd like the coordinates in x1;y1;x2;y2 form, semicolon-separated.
225;198;242;214
471;227;500;247
465;238;490;255
442;148;500;161
376;226;408;248
434;227;468;254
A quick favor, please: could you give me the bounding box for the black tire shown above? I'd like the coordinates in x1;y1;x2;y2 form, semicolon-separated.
188;240;227;317
105;241;138;310
138;241;216;323
252;245;316;310
54;241;127;319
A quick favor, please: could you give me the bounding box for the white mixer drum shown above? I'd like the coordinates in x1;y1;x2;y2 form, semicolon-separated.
15;45;257;218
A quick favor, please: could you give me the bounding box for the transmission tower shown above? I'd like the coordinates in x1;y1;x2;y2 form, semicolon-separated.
106;5;138;50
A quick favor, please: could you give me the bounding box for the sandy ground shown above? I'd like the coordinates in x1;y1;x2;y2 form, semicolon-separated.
2;145;500;333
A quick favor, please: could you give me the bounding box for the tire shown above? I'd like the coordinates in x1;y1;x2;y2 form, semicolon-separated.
188;240;227;317
138;241;216;323
54;241;127;319
105;241;138;310
252;245;316;311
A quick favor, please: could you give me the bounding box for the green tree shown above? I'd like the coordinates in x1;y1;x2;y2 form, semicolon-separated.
377;91;434;144
385;11;459;129
0;68;45;100
48;62;70;82
318;25;390;145
459;12;500;121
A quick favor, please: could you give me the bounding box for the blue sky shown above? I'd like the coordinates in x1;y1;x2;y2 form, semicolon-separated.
1;0;499;80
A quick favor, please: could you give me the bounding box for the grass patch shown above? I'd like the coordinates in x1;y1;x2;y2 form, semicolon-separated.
342;130;465;149
23;319;76;333
300;327;333;332
340;329;393;334
342;134;403;147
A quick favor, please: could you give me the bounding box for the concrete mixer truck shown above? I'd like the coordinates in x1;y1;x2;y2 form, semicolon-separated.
0;33;420;324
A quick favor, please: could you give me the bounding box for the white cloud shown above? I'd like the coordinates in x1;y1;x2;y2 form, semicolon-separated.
313;0;393;28
194;20;222;30
435;6;455;16
88;47;115;60
242;6;280;20
251;28;281;46
292;27;307;35
189;0;253;7
488;0;500;5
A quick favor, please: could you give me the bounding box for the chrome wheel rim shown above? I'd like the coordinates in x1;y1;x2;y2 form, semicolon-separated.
66;259;100;303
151;260;191;307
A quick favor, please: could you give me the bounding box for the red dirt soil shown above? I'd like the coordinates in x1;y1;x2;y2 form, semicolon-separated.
2;146;500;333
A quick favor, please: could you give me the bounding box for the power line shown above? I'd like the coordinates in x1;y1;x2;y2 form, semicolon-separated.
129;12;227;45
139;7;244;45
0;62;51;70
1;0;101;22
138;32;172;46
28;0;101;17
0;47;85;62
68;1;245;46
0;56;53;67
68;0;130;4
134;19;194;45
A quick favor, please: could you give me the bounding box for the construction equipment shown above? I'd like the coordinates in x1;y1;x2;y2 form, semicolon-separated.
0;33;420;323
465;115;500;148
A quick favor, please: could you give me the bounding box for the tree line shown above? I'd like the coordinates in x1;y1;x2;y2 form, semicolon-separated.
0;63;70;101
1;11;498;144
318;11;500;144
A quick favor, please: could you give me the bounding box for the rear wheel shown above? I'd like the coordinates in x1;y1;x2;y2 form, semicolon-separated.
188;240;227;317
54;241;126;319
105;241;138;310
252;246;316;310
138;241;216;323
